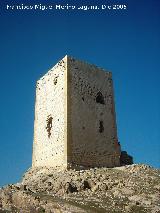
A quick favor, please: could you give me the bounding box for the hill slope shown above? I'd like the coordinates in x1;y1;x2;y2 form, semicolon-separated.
0;164;160;212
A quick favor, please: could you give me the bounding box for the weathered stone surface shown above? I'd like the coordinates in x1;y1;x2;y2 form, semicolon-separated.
0;164;160;212
32;56;121;169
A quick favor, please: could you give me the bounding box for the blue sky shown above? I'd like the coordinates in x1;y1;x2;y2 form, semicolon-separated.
0;0;160;186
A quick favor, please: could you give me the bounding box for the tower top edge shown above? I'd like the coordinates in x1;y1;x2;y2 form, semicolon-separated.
37;55;112;82
64;55;111;74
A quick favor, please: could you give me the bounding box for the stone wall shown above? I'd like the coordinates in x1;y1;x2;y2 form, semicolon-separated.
67;57;121;167
32;57;67;167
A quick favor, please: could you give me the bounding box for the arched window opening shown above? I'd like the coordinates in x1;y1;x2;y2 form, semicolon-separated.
96;92;105;104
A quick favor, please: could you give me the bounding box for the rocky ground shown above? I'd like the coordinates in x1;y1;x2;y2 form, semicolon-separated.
0;164;160;213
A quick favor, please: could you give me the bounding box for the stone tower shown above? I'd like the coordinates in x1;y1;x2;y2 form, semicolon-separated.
32;56;121;168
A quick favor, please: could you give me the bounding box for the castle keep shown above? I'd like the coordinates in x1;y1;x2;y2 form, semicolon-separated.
32;56;121;168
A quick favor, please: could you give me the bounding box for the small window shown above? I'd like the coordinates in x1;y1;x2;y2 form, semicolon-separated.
99;120;104;133
96;92;105;104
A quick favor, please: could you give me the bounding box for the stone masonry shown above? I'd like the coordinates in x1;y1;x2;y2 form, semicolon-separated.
32;56;121;168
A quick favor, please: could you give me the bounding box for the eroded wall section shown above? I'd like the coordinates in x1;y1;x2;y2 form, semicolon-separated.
32;58;67;167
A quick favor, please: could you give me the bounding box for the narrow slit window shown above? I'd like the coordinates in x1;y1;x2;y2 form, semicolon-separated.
99;120;104;133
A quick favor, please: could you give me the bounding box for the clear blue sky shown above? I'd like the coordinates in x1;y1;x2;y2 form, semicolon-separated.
0;0;160;186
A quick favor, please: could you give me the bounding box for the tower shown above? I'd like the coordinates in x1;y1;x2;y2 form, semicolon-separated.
32;56;121;168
